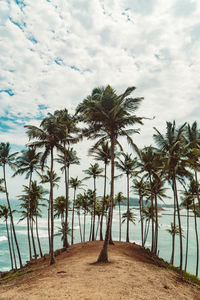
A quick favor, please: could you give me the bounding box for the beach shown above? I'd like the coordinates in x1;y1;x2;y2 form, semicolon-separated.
0;241;200;300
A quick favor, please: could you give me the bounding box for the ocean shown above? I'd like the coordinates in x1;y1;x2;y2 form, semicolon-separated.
0;199;199;277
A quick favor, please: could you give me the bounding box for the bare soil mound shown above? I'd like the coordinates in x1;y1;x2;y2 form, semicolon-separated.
0;241;200;300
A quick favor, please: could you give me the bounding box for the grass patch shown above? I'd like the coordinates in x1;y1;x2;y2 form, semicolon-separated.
168;264;200;286
0;267;32;283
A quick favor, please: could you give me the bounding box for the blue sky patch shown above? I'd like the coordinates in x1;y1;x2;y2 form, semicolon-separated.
0;89;15;96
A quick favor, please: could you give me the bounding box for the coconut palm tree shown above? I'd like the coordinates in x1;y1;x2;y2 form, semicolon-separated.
13;147;42;260
132;178;148;247
83;163;104;241
0;142;22;268
76;85;144;262
166;222;184;265
115;192;126;241
18;181;47;258
40;170;60;251
56;147;80;247
89;142;111;240
69;176;84;244
137;146;163;254
115;153;137;242
52;109;79;248
0;205;14;270
153;121;187;272
25;114;64;265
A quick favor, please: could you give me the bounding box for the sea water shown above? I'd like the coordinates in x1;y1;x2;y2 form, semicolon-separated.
0;199;199;277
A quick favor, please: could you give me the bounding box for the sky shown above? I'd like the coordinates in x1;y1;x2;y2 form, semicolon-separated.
0;0;200;199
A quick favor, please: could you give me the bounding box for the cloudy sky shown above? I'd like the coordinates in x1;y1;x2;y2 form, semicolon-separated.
1;0;200;198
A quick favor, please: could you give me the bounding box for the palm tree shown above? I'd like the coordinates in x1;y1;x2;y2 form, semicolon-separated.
115;192;126;241
83;163;104;241
153;121;187;272
40;170;60;251
89;142;111;240
25;114;64;265
69;176;84;244
0;142;22;268
18;181;47;258
0;205;14;270
116;153;137;242
166;222;184;265
137;146;163;253
132;178;148;247
76;85;144;262
56;147;80;247
52;109;79;248
13;147;42;260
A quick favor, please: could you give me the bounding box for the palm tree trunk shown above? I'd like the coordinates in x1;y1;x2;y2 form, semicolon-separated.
28;173;33;260
119;201;121;242
92;177;96;241
77;210;83;242
3;164;23;268
6;219;13;270
30;218;37;259
50;147;55;265
193;201;199;277
48;202;51;253
126;174;130;242
97;134;115;262
71;187;76;245
63;144;70;248
10;222;17;269
149;173;154;253
89;214;93;241
35;215;43;258
154;193;158;255
171;183;176;265
83;213;86;242
100;164;107;240
184;205;189;272
174;175;183;273
95;216;100;239
139;196;144;247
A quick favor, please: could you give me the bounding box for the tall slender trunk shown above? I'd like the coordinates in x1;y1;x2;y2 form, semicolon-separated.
50;147;55;265
83;213;86;242
126;174;130;242
174;175;183;273
63;143;70;248
89;214;93;241
139;196;144;247
6;219;13;270
193;201;199;277
3;164;22;268
27;173;32;260
154;192;158;255
118;201;121;241
95;216;100;239
97;134;115;262
35;215;43;258
100;164;107;240
149;173;154;253
48;201;51;253
184;205;189;272
71;187;76;245
10;222;17;269
77;210;82;242
170;183;176;265
92;177;96;241
30;218;37;259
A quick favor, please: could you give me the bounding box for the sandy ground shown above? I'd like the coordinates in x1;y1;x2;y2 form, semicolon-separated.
0;241;200;300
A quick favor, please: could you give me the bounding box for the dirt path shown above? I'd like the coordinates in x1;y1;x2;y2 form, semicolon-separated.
0;241;200;300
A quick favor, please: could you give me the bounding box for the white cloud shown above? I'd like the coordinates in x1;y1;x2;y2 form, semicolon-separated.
0;0;200;197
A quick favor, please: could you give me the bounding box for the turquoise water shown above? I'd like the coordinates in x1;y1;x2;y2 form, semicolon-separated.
0;199;199;277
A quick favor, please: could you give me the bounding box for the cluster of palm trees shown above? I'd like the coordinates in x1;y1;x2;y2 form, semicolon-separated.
0;85;200;278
